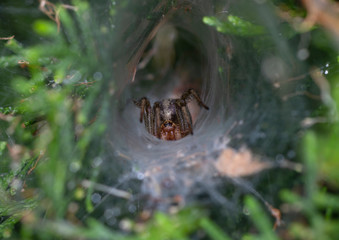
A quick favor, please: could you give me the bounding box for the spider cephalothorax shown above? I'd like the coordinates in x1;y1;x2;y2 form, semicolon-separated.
133;89;209;141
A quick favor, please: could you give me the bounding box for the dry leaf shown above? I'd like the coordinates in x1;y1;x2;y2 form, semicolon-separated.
214;148;272;177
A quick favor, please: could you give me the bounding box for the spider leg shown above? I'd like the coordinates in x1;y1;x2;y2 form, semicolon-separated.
149;108;155;136
133;97;149;123
175;100;185;132
144;105;154;135
182;104;193;135
133;97;154;135
153;101;162;138
176;99;193;135
181;88;209;110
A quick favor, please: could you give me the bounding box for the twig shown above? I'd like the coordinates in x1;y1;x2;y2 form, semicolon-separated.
265;202;282;230
301;117;328;127
310;67;338;120
81;180;132;200
39;0;77;33
282;91;321;101
276;159;304;172
74;81;97;86
27;151;45;175
310;67;333;106
233;178;283;229
301;0;339;38
61;4;78;11
39;0;60;32
0;35;15;40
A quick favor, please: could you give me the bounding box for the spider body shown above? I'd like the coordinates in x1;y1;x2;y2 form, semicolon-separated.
134;89;209;141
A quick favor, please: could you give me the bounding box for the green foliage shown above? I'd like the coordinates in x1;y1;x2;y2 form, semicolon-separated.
203;15;265;36
0;1;110;238
11;208;232;240
32;20;58;37
200;217;231;240
202;2;339;240
242;75;339;239
242;197;278;240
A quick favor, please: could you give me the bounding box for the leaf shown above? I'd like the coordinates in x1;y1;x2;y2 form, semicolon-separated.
244;196;279;240
203;15;265;36
200;218;231;240
214;148;271;177
33;20;58;37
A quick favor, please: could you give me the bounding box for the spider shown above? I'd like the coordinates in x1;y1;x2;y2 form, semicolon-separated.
134;89;209;141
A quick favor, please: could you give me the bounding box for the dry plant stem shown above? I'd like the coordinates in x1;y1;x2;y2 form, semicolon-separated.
39;0;78;33
27;151;45;175
284;73;308;83
310;67;338;120
310;67;333;106
39;0;60;32
61;4;78;11
19;152;45;192
274;73;309;88
301;0;339;38
74;81;97;86
276;159;304;173
0;35;15;40
125;2;191;87
280;67;335;102
265;202;282;230
126;2;170;85
282;91;321;101
301;117;328;127
81;180;132;200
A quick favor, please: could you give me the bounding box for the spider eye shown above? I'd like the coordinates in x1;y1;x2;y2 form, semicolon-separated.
164;122;173;127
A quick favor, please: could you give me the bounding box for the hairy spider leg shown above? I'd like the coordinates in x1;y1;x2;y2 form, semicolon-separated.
175;99;185;133
175;99;192;135
133;97;147;123
153;101;162;138
133;97;154;135
180;89;209;135
144;103;154;135
185;104;193;133
181;103;193;135
149;107;155;136
181;88;209;110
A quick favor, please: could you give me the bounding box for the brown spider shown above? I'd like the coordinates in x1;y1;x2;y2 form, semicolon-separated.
133;89;209;141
